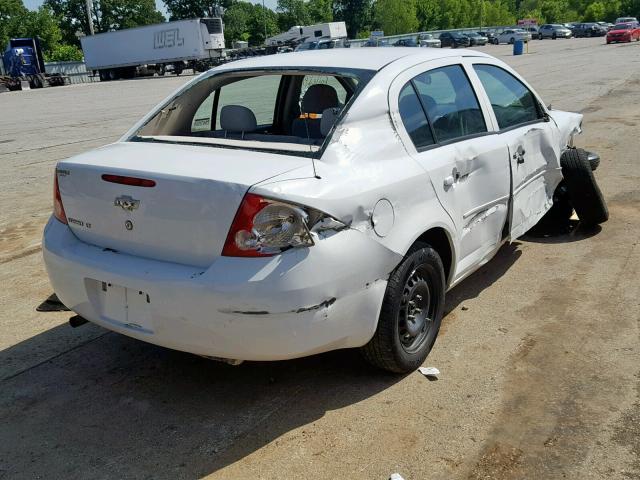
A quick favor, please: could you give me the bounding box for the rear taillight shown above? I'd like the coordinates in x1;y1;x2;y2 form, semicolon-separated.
222;194;315;257
53;172;67;224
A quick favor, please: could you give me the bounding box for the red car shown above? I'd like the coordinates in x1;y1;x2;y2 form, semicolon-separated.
606;23;640;43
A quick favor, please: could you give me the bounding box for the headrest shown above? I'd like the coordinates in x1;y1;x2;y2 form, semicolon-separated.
320;107;340;137
302;84;339;114
220;105;257;133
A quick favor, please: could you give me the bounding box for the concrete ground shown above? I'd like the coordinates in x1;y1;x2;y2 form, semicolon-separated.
0;37;638;479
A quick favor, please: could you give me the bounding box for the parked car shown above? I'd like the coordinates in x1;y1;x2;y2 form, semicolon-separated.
522;26;540;38
418;33;441;48
44;48;608;373
295;38;348;51
538;24;573;39
573;23;608;37
615;16;639;25
439;31;471;48
465;32;488;46
597;21;615;31
393;38;419;47
606;23;640;43
493;29;531;44
478;31;498;44
363;39;390;47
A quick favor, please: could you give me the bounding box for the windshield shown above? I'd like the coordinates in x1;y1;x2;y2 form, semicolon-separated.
613;24;632;29
132;68;374;157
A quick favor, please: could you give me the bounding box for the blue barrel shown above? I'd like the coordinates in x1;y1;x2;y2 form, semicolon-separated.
513;39;524;55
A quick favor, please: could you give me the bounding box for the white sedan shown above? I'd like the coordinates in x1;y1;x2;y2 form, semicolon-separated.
492;28;532;44
44;48;607;372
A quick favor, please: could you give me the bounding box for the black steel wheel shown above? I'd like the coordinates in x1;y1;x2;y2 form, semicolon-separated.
398;266;437;354
360;242;445;373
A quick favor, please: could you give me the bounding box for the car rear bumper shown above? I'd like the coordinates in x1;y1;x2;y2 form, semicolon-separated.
43;217;398;361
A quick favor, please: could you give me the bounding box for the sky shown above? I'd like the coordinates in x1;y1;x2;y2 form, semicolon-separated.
23;0;279;17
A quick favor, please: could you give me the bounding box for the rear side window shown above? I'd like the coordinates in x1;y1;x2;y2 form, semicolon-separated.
474;64;541;130
398;83;434;149
412;65;487;143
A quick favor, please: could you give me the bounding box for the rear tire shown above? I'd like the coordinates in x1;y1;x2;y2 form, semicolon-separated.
360;243;445;373
560;148;608;226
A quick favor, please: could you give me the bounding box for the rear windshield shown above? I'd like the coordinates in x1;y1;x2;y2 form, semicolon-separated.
132;68;374;157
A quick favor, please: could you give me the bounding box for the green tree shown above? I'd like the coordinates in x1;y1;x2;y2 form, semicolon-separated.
45;0;164;45
3;6;62;53
45;42;84;60
223;1;251;43
333;0;372;37
247;4;278;45
0;0;28;49
583;1;605;21
224;2;278;46
308;0;333;23
276;0;311;31
416;0;442;30
483;0;516;26
373;0;418;35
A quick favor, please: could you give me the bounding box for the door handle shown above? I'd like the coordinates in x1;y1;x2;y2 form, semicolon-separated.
513;148;526;164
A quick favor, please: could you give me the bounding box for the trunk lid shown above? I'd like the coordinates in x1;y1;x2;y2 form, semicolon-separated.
56;141;307;267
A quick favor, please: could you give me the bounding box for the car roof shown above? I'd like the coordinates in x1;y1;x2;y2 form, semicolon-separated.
214;48;491;73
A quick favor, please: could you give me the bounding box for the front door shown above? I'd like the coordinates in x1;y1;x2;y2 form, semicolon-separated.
471;63;562;239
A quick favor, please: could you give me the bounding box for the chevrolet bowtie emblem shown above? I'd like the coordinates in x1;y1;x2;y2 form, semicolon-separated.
114;195;140;212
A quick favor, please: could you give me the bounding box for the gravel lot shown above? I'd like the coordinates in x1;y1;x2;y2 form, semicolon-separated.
0;37;639;480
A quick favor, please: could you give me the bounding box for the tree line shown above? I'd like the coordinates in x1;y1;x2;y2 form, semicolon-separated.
1;0;640;62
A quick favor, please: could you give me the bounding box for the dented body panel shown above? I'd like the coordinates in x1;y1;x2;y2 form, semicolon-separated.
44;48;585;361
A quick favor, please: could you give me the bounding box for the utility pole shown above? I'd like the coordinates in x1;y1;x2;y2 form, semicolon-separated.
263;0;267;44
85;0;95;35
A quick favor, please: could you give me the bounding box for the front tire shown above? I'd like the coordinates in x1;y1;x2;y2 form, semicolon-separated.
360;243;445;373
560;148;608;226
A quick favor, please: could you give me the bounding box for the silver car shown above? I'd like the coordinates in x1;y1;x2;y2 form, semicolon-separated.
418;33;441;48
539;24;573;39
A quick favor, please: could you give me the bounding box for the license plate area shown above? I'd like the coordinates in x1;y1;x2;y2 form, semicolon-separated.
86;279;154;333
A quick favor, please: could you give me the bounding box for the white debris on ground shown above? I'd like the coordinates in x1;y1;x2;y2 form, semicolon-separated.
417;366;440;379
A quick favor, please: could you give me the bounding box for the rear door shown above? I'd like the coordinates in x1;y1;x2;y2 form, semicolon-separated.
389;58;511;277
470;61;562;239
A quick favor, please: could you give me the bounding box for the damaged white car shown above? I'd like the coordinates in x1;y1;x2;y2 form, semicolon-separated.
44;49;608;373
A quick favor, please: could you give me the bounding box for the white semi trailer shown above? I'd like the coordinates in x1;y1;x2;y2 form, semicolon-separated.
81;18;225;81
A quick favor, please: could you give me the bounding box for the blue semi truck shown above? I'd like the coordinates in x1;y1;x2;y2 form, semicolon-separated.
1;37;67;91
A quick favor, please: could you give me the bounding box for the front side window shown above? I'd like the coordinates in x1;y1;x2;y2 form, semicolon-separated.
412;65;487;143
473;64;541;130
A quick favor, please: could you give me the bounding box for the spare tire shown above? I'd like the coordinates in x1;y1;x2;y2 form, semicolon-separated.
560;148;608;226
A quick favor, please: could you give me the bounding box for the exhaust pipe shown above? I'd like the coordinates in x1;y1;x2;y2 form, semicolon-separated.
69;315;89;328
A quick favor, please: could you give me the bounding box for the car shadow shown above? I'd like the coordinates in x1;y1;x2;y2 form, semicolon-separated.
0;323;404;479
444;241;523;314
522;219;603;244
